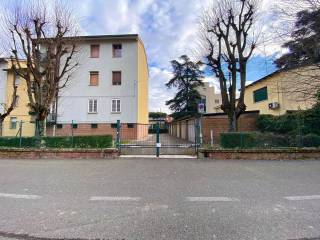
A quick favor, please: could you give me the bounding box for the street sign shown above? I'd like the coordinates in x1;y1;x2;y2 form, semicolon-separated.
198;103;205;114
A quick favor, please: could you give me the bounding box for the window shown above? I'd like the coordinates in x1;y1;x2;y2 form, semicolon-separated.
14;96;20;107
200;96;206;112
57;124;63;129
113;44;122;58
111;99;121;113
215;99;220;104
111;123;117;128
15;74;20;86
253;87;268;103
112;71;121;85
90;45;100;58
10;117;17;129
127;123;134;128
91;123;98;129
72;123;78;129
88;99;98;113
89;71;99;86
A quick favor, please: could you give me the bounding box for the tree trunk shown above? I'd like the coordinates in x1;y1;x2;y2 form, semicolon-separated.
34;119;46;148
35;120;46;137
0;119;3;137
228;112;238;132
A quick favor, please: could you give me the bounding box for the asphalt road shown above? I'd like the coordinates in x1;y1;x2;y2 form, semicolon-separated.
0;158;320;240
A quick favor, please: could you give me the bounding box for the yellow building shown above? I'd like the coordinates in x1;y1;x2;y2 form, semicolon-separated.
244;67;318;115
0;59;35;137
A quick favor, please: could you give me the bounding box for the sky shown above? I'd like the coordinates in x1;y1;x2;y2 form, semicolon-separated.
1;0;287;113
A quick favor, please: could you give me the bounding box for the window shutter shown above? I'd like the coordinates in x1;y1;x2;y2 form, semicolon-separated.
117;100;121;112
93;100;97;112
253;87;268;103
112;71;121;85
90;72;99;86
112;100;116;112
88;99;93;113
90;45;100;58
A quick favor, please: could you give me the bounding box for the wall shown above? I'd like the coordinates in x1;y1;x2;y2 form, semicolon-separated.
200;149;320;160
169;112;259;144
245;68;318;116
0;148;119;159
201;112;258;144
46;123;148;140
57;39;139;124
2;61;35;137
0;61;7;114
137;39;149;124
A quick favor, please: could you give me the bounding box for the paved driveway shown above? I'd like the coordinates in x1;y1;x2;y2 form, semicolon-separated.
0;158;320;240
121;134;196;155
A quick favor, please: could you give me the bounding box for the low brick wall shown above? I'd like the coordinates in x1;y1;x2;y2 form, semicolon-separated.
0;148;119;159
46;123;149;140
199;148;320;160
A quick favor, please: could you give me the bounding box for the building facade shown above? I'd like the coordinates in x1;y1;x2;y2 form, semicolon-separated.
197;82;222;114
244;67;318;115
0;59;35;136
47;34;149;139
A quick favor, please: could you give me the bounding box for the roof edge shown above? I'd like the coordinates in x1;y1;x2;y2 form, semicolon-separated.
245;70;281;89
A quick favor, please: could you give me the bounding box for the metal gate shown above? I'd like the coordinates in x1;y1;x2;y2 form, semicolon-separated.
117;121;201;156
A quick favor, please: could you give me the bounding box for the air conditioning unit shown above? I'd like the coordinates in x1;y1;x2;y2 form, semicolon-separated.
47;113;57;122
268;102;280;110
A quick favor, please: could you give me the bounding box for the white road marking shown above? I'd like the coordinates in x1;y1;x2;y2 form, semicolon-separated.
0;193;41;200
89;196;141;201
284;195;320;201
186;197;240;202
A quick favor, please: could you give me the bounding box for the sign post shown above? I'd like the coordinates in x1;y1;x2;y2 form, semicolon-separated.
156;122;160;157
197;103;205;147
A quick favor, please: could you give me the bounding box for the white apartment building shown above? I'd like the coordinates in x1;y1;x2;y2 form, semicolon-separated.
47;34;149;139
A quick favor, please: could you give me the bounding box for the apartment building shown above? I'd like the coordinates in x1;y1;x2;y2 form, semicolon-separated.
198;82;222;114
0;59;35;136
47;34;149;139
244;66;318;115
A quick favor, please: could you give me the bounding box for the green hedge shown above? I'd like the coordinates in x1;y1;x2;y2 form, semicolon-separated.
300;134;320;147
220;132;256;148
0;137;37;148
0;135;113;149
257;106;320;135
220;132;320;149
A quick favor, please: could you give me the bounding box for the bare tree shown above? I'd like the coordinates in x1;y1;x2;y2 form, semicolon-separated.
1;0;79;137
199;0;258;131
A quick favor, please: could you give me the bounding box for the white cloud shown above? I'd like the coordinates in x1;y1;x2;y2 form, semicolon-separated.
68;0;213;113
0;0;305;113
149;66;174;113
